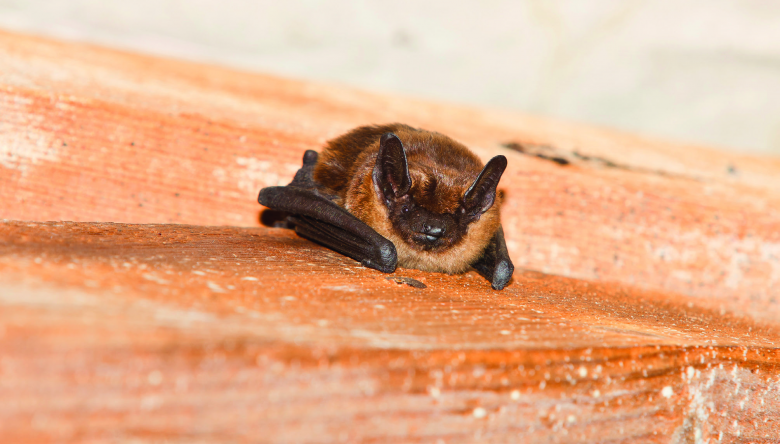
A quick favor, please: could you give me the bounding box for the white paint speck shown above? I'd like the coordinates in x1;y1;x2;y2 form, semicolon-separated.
142;273;170;285
578;366;587;378
192;270;206;276
500;330;511;335
661;386;673;398
510;390;520;400
206;281;226;293
140;395;161;410
324;285;361;292
147;370;163;386
472;407;487;418
240;276;258;281
687;366;695;379
429;387;440;398
212;167;227;181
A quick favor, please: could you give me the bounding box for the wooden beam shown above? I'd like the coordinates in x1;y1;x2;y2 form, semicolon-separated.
2;31;779;322
1;30;780;441
1;221;778;442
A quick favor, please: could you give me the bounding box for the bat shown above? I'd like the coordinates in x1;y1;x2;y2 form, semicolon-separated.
258;124;514;290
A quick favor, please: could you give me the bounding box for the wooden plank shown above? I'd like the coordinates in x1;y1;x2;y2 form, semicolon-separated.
1;221;779;442
1;31;779;323
2;29;780;442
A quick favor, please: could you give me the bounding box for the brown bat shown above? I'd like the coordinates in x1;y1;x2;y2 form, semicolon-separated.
258;124;513;290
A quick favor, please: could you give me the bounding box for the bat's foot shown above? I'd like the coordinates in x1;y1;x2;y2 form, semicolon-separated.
470;225;514;290
490;259;514;290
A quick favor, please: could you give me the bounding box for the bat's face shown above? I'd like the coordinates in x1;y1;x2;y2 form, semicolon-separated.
383;193;463;252
373;132;507;253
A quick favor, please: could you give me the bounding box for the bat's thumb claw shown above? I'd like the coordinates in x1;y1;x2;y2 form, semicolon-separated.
303;150;318;166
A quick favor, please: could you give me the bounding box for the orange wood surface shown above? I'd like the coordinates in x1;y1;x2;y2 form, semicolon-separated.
2;30;780;322
2;221;779;442
1;30;780;442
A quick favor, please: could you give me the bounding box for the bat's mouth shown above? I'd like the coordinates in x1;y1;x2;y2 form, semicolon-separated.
411;232;448;250
413;234;439;243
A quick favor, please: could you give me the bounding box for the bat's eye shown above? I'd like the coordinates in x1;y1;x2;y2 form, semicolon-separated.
402;206;410;214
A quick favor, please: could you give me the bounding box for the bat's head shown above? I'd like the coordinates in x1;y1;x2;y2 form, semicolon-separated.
372;132;507;253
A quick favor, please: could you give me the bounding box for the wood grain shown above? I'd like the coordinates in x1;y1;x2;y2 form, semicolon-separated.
1;30;780;323
2;29;780;442
1;221;779;442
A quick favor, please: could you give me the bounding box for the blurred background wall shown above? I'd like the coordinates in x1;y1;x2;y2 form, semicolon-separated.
1;0;778;155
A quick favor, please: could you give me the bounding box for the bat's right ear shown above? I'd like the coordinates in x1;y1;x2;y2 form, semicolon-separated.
373;132;411;201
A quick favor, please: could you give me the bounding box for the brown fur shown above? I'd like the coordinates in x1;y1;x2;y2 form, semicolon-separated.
313;124;503;274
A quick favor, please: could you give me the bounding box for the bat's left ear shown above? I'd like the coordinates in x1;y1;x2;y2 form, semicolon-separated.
464;155;507;214
373;132;412;201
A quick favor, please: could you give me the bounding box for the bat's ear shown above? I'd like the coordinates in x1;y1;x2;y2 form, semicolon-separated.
373;132;411;201
464;155;507;214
